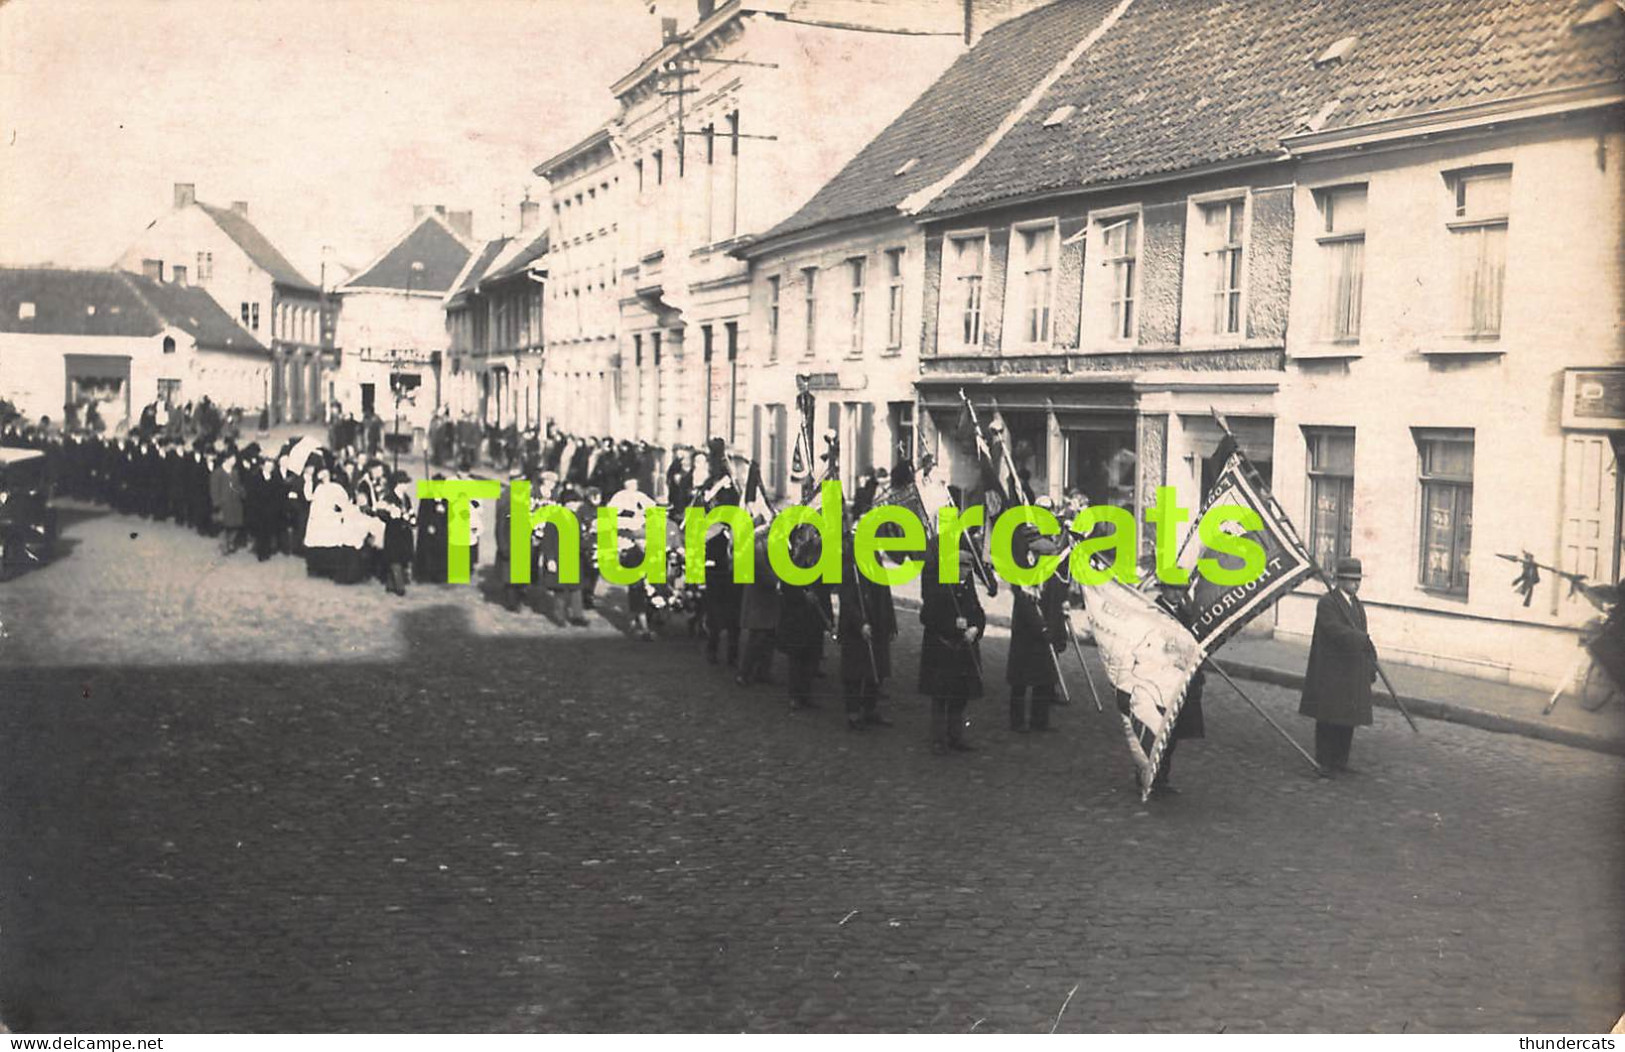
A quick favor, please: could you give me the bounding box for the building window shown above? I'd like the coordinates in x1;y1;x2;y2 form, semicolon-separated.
653;150;664;186
195;252;213;283
766;403;787;495
1305;427;1355;570
1449;168;1509;337
946;235;985;348
847;257;866;356
1415;430;1474;596
162;335;177;355
724;110;740;241
802;266;818;357
885;248;905;351
1199;198;1245;335
1016;224;1055;344
702;124;716;244
241;302;251;326
1100;216;1138;340
1316;185;1366;341
250;303;260;331
766;275;780;361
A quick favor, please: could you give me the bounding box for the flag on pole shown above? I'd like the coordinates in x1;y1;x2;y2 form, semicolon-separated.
744;459;774;525
1173;424;1316;655
788;378;817;502
1074;572;1204;799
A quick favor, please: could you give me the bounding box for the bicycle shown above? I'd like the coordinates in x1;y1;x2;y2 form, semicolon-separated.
1543;578;1623;715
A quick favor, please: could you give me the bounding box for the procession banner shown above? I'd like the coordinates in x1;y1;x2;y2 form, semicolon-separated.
1074;574;1204;799
1176;446;1315;655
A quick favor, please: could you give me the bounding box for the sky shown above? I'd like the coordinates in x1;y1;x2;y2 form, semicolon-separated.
0;0;661;281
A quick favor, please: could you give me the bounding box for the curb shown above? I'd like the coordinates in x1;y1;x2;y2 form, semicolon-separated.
892;595;1625;759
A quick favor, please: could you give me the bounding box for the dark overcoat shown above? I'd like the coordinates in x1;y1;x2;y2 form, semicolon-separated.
1006;576;1067;688
703;532;743;625
1298;588;1375;726
838;570;895;685
739;540;781;631
210;464;245;528
777;582;831;654
918;574;985;699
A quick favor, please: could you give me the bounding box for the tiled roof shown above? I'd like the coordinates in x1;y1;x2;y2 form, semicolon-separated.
925;0;1625;216
134;277;268;354
342;214;474;294
483;230;548;283
444;237;512;309
198;202;319;291
0;267;266;353
753;0;1118;248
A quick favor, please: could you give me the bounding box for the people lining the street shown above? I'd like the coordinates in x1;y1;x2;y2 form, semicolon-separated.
5;408;1263;784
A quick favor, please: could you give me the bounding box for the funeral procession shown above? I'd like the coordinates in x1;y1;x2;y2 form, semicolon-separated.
0;0;1622;1038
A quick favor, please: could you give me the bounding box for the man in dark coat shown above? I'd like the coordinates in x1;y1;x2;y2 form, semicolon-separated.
1007;575;1067;732
702;520;742;668
919;545;986;754
778;577;833;711
210;450;246;555
415;477;449;584
736;531;780;686
839;545;896;731
1299;556;1376;772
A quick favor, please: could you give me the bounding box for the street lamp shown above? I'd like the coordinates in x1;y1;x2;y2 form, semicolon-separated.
393;260;426;472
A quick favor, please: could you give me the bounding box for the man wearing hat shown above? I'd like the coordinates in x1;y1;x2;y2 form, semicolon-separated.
1006;511;1068;733
919;543;986;754
1299;556;1378;772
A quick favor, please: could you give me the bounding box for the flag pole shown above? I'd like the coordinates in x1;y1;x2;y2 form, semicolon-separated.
1204;658;1326;777
847;549;883;685
1208;408;1419;734
1063;614;1103;712
1042;602;1072;704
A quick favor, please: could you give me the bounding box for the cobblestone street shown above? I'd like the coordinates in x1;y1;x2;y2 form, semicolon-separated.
2;504;1622;1032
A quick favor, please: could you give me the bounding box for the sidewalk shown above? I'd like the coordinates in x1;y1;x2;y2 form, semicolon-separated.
888;577;1625;758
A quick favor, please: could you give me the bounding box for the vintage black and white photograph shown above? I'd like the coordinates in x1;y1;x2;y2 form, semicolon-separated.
1;0;1622;1037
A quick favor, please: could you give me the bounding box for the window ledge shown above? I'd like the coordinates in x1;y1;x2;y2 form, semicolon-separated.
1291;342;1364;361
1420;341;1504;357
1417;586;1471;604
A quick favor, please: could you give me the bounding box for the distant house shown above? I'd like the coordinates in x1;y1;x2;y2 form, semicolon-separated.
0;267;267;430
333;207;475;433
444;208;548;429
116;183;329;424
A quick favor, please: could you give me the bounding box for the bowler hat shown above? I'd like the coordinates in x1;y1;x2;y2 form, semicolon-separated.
1335;556;1363;579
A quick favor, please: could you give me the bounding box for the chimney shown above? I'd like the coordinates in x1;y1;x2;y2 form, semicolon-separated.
231;200;249;217
518;200;541;236
174;183;196;209
447;209;475;239
661;16;679;43
697;0;715;19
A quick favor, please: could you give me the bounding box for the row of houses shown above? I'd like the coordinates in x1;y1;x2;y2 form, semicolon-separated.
500;0;1623;691
0;0;1620;691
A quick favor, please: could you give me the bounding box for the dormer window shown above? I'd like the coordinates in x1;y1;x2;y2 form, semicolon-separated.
1314;35;1359;67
